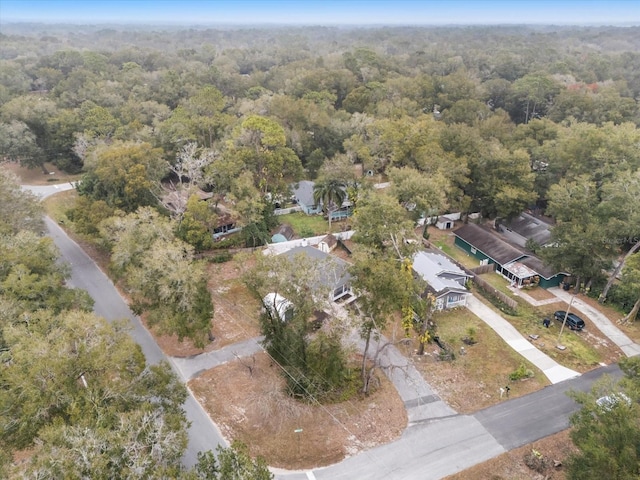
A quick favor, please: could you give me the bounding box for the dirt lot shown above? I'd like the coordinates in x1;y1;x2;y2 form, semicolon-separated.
1;161;80;185
189;352;407;470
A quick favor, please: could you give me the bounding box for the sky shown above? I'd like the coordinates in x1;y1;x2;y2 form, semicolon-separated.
1;0;639;26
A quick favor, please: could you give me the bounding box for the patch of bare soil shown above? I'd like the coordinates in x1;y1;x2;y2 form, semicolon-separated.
523;287;558;301
1;161;80;185
207;256;262;348
189;352;407;470
397;336;546;414
445;429;579;480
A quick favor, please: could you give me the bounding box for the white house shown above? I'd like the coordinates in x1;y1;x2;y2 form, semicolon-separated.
412;251;472;310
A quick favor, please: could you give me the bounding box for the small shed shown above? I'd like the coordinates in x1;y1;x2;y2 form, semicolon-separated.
435;213;461;230
435;216;454;230
263;293;294;322
274;224;295;241
318;234;338;253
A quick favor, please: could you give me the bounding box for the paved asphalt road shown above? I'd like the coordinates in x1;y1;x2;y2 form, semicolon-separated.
475;364;623;450
44;216;225;467
34;185;622;479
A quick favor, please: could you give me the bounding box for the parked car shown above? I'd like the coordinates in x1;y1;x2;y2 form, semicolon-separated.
553;310;585;331
596;392;631;410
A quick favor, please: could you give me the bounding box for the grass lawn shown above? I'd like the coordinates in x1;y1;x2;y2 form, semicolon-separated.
470;286;620;372
391;307;549;413
425;227;479;269
477;272;518;298
43;189;77;223
278;212;329;237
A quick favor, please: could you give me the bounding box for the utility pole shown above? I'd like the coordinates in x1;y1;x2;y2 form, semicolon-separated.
557;293;576;348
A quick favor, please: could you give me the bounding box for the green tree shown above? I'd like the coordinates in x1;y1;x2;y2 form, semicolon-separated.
99;207;175;276
618;253;640;324
0;121;45;169
350;250;417;394
466;141;536;219
0;230;93;313
509;73;560;124
243;251;349;400
352;191;416;256
1;95;58;170
1;310;189;477
597;170;640;303
194;441;273;480
388;166;449;219
543;176;615;291
125;237;213;347
176;194;217;251
229;171;276;248
0;170;44;235
231;115;304;195
313;179;347;231
78;141;168;212
100;208;214;346
566;362;640;480
349;190;423;393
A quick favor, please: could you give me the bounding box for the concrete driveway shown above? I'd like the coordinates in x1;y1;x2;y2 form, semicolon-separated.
549;288;640;357
466;296;580;383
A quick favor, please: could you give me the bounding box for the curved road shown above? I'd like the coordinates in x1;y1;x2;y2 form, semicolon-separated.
44;216;225;467
32;184;622;479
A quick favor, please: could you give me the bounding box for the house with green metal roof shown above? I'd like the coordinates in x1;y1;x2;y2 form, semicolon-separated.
453;223;566;289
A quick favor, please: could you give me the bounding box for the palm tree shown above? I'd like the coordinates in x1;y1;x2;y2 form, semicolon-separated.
313;179;346;231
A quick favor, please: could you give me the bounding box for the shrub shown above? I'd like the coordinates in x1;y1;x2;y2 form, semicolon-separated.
509;363;534;381
209;252;233;263
462;326;477;345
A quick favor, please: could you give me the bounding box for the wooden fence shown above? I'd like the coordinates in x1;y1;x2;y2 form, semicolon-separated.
469;263;495;275
472;275;519;311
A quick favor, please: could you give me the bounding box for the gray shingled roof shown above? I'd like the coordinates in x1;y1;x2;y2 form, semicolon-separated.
454;223;524;265
455;223;565;280
281;246;351;290
502;212;552;247
291;180;316;207
519;255;562;280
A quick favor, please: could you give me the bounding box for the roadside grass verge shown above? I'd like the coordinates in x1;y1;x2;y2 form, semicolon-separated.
42;189;77;224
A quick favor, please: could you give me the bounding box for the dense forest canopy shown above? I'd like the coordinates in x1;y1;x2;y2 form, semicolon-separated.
1;23;639;307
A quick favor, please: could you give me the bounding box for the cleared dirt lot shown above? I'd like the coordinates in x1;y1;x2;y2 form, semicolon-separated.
189;352;407;469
